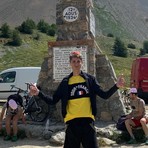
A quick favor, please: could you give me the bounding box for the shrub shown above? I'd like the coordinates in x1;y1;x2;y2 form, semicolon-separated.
37;20;49;33
127;43;136;49
112;37;128;57
51;24;57;31
1;23;12;38
18;18;36;34
107;33;114;37
139;48;146;56
37;20;57;36
8;30;22;46
143;40;148;53
47;28;56;36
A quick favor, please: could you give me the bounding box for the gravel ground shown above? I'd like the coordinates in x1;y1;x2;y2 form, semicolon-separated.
0;105;148;148
0;137;148;148
0;137;63;148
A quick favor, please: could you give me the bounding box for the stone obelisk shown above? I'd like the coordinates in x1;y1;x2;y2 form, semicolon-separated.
37;0;126;122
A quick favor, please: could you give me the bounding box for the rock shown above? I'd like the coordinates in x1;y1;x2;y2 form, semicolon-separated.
5;120;125;147
49;131;65;146
100;111;112;121
43;130;53;140
98;137;116;147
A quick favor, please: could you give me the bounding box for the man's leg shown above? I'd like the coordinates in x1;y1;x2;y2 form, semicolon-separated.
64;124;81;148
125;118;137;144
140;117;148;145
4;115;12;140
12;114;19;136
81;122;98;148
11;110;22;142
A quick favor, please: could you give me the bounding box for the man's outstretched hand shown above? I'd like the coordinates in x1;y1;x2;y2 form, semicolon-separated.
29;83;39;96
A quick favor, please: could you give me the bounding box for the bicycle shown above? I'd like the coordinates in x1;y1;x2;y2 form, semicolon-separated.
10;83;49;122
120;88;131;111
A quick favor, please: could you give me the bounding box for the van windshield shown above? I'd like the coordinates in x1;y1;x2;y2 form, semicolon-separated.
0;71;16;83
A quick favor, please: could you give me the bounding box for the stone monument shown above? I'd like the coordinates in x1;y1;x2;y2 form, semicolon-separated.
37;0;126;122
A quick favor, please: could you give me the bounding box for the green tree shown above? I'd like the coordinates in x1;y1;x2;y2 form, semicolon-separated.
143;40;148;53
37;19;49;33
139;48;146;56
47;28;56;36
18;18;36;34
50;23;57;34
112;37;128;57
127;43;136;49
1;23;11;38
107;33;114;37
11;30;22;46
51;24;57;31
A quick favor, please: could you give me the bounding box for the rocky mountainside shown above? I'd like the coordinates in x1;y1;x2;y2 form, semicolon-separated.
0;0;148;41
0;0;56;26
95;0;148;41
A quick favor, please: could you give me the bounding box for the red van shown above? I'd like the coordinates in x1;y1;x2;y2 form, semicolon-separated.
130;57;148;102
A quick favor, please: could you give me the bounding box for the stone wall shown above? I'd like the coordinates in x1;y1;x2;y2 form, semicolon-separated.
95;54;126;121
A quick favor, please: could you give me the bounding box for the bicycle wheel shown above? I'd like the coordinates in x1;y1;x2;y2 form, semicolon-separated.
29;96;49;122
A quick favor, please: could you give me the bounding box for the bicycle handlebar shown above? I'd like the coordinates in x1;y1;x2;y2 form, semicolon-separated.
10;84;28;95
10;82;36;96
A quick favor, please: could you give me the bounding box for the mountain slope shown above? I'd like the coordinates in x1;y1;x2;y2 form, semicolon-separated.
0;0;148;41
95;0;148;41
0;0;56;27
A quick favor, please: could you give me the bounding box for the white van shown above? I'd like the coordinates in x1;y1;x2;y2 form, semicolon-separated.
0;67;41;100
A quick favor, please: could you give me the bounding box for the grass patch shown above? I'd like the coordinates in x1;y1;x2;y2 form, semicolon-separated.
96;36;142;87
0;32;55;71
0;30;144;88
94;4;131;39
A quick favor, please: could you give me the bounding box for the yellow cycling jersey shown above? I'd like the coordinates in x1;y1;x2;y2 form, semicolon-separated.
64;75;94;122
